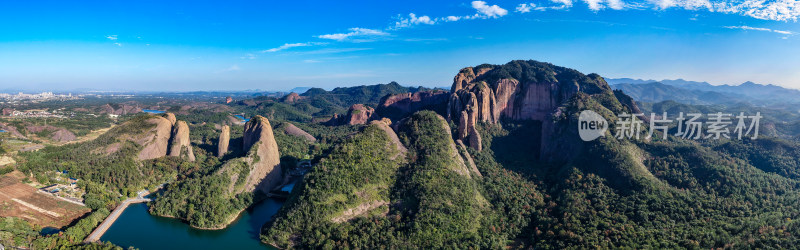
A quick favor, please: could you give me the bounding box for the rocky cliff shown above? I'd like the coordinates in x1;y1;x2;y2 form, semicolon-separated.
376;90;449;120
136;116;174;160
446;60;622;159
164;113;177;126
240;116;282;194
168;121;195;162
326;104;375;126
217;125;230;157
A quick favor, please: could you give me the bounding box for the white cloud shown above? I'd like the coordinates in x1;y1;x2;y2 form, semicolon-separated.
516;3;535;13
446;15;462;21
113;43;122;47
585;0;605;10
262;42;326;53
607;0;626;9
724;25;794;34
553;0;575;8
106;35;118;41
508;0;799;21
580;0;626;10
651;0;712;10
395;13;436;28
472;1;509;18
317;28;389;41
241;53;256;59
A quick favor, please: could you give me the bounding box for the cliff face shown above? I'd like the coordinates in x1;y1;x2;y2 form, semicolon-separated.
377;90;449;120
446;60;618;158
164;113;177;126
168;121;196;162
241;116;282;194
137;116;174;160
327;104;375;126
345;104;374;125
217;125;230;157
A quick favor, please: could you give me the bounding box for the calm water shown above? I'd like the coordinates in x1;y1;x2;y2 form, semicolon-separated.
235;115;250;122
100;199;283;249
142;109;165;114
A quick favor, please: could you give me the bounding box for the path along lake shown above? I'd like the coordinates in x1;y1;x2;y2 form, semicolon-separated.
100;198;283;249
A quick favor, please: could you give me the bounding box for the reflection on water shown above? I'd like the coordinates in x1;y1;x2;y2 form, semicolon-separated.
100;198;283;249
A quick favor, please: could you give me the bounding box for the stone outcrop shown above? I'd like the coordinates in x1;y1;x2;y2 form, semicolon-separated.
377;90;449;120
241;116;282;194
168;121;195;162
283;123;316;142
446;60;613;157
344;104;374;125
164;113;177;126
369;119;407;160
282;92;303;103
137;116;174;160
326;104;375;126
217;125;230;157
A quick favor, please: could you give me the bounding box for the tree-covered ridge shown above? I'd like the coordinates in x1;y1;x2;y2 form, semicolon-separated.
472;59;609;94
261;121;406;248
393;111;488;248
234;82;433;122
261;111;550;249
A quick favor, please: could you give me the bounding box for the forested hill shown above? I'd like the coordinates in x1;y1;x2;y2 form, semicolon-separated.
232;82;434;122
301;81;431;106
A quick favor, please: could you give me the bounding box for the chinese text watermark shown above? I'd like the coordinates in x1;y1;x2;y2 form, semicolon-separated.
579;110;762;141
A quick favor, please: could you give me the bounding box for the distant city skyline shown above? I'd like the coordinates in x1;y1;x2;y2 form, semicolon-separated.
1;0;799;91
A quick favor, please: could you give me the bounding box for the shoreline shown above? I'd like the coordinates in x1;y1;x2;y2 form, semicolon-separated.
147;194;270;230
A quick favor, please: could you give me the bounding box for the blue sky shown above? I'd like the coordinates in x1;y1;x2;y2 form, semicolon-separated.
0;0;799;91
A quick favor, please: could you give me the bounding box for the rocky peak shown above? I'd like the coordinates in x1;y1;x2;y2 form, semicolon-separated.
137;116;174;160
327;104;376;126
164;113;177;126
217;125;230;157
377;90;449;120
282;92;303;103
242;116;282;193
447;60;613;153
345;104;375;125
168;120;195;162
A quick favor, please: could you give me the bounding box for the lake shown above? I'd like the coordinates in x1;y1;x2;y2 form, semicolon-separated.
142;109;165;114
235;115;250;122
100;199;283;249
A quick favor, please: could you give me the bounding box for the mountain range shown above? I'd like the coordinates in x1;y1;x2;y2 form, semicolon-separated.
607;78;800;105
